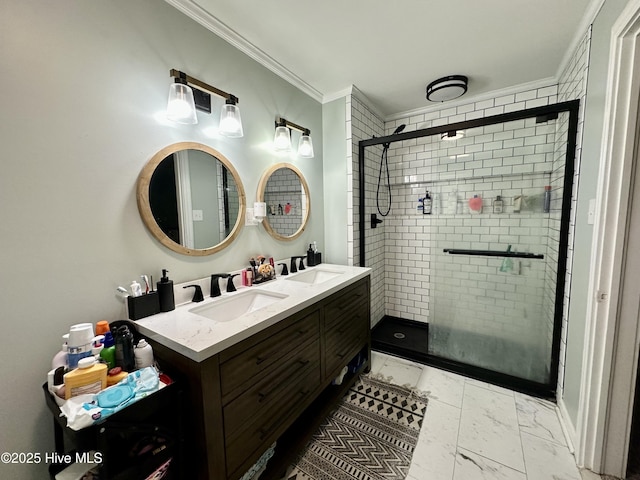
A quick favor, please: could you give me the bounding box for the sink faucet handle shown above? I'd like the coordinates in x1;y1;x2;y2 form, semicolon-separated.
183;285;204;303
290;257;298;273
278;263;289;276
298;257;306;271
210;273;228;297
226;274;239;292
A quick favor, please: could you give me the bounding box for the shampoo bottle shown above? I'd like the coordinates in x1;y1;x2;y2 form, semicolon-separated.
423;190;432;214
543;186;551;213
493;195;504;213
157;269;175;312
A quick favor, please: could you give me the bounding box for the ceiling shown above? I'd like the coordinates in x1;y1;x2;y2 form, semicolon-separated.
167;0;596;118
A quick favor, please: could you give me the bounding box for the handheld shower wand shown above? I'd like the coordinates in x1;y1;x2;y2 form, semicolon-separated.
377;124;406;218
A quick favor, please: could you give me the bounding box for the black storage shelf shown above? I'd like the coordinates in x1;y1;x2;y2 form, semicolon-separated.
43;381;183;480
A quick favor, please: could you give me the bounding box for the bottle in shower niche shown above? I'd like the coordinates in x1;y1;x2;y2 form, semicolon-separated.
423;190;432;214
493;195;504;213
543;186;551;213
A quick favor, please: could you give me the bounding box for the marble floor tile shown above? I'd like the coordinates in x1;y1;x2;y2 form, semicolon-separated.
407;399;461;480
416;365;466;408
376;355;423;389
369;351;386;375
515;392;567;446
458;383;525;473
453;448;528;480
521;431;582;480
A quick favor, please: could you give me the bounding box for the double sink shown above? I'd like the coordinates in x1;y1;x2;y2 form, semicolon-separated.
188;267;345;323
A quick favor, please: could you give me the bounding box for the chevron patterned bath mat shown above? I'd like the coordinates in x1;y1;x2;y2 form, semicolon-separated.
287;375;428;480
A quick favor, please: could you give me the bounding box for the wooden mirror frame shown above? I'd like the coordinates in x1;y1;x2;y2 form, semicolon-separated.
257;163;310;241
137;142;246;256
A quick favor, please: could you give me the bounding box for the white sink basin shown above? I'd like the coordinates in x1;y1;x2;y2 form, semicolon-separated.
189;289;288;322
285;268;345;285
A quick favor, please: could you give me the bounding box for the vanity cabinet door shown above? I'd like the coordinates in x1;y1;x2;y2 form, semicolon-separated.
323;279;370;378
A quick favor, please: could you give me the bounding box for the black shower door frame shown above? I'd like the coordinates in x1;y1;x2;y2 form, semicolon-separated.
358;100;580;397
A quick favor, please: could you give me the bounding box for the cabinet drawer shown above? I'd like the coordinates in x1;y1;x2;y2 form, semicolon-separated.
224;343;320;476
223;338;320;441
324;281;368;330
220;311;319;401
325;312;368;375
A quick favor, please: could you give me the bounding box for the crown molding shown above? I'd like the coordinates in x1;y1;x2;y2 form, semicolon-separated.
164;0;323;103
555;0;604;80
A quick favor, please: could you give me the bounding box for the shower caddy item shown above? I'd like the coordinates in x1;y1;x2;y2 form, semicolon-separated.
468;194;483;214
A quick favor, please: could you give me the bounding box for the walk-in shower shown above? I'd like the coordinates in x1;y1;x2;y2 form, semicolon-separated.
359;101;579;397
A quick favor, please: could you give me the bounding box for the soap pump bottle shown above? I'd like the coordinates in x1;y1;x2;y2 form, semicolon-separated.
157;269;175;312
307;244;315;266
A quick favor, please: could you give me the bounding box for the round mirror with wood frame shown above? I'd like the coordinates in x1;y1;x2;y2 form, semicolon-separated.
257;163;310;241
137;142;246;256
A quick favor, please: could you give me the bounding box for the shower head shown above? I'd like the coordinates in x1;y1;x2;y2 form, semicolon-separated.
383;124;407;149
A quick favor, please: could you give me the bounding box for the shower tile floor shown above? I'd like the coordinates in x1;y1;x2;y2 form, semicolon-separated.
370;352;583;480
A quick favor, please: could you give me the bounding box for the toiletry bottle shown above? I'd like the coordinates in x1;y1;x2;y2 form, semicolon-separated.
493;195;504;213
52;342;69;370
423;190;432;214
92;335;105;360
114;325;135;372
417;197;424;214
95;320;109;336
134;338;154;369
543;186;551;213
157;269;175;312
469;194;483;214
307;244;315;266
100;331;116;369
63;356;107;399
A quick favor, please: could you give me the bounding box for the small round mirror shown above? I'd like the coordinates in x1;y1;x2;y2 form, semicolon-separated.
257;163;310;241
137;142;246;256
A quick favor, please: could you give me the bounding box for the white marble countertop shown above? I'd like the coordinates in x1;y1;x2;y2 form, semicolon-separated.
135;264;371;362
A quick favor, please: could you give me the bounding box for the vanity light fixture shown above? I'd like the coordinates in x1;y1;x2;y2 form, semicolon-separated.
426;75;468;102
273;117;314;158
167;69;243;137
441;130;465;141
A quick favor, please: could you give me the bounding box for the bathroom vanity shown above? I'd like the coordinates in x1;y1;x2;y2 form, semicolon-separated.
136;265;371;480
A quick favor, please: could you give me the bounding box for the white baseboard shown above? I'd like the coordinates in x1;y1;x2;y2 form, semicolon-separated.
557;397;577;456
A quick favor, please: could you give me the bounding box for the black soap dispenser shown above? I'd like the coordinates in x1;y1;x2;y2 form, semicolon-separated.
157;269;175;312
307;244;315;266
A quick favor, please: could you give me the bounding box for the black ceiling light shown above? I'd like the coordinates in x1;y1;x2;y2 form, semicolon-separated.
426;75;468;102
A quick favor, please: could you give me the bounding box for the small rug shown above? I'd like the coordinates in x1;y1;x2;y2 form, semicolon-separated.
287;375;428;480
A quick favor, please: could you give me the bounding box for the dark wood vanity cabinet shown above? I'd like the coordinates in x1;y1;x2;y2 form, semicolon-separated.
149;276;371;480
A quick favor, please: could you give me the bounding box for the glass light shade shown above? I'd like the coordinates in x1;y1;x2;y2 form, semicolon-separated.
219;103;244;137
273;126;292;151
166;83;197;124
298;134;314;158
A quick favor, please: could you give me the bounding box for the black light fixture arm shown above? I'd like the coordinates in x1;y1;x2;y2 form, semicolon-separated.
276;117;311;135
170;69;238;104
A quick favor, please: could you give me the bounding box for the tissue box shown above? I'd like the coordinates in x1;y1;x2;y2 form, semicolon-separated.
127;292;160;320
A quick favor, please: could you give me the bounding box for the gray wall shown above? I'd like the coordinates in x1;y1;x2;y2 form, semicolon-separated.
322;98;349;264
0;1;323;478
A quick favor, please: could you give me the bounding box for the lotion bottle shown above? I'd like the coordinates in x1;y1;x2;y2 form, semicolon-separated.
157;269;175;312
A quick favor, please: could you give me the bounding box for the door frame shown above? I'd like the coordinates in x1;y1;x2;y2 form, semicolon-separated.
577;0;640;475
